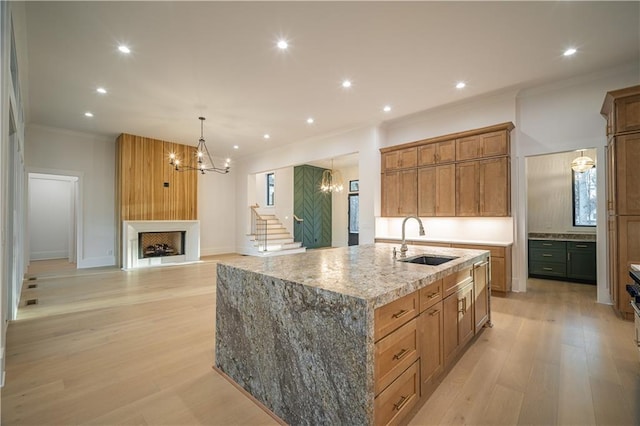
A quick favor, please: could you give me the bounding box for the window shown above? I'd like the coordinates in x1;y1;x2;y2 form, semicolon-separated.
266;173;275;206
573;167;596;226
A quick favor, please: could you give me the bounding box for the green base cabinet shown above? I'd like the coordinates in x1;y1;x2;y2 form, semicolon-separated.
528;240;596;284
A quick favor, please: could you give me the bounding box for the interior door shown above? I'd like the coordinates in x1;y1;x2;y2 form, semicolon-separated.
348;193;359;246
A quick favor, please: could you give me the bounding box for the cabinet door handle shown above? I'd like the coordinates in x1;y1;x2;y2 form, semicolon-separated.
392;309;409;319
568;252;571;261
542;243;552;246
542;254;553;257
543;267;553;271
428;292;439;299
393;348;409;360
393;395;409;411
576;244;588;248
429;309;440;316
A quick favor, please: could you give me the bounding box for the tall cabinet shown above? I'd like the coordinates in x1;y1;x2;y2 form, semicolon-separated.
601;85;640;320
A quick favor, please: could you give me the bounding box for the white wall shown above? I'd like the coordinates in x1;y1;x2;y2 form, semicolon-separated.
28;174;73;260
527;149;597;235
515;63;639;302
198;171;236;256
25;124;115;268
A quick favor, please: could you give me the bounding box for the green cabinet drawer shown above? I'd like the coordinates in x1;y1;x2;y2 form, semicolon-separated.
567;241;596;251
529;262;567;278
529;240;567;250
529;248;566;263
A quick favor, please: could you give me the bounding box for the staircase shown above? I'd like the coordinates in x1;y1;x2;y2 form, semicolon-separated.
246;206;306;257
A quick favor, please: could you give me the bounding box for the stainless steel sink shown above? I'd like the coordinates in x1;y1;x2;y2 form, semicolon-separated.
398;254;458;266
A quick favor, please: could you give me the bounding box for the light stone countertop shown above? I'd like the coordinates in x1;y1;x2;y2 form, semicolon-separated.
631;264;640;272
218;243;489;308
376;236;513;246
528;232;596;242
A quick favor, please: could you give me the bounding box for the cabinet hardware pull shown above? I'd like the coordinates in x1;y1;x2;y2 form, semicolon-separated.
393;348;409;360
393;395;409;411
428;292;439;299
576;244;588;248
568;252;571;261
542;254;553;257
543;267;553;271
543;243;552;246
392;309;409;319
429;309;440;316
474;261;489;267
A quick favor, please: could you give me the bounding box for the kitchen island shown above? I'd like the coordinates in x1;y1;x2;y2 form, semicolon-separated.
215;243;490;425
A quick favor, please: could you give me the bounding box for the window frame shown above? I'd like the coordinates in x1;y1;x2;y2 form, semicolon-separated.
572;166;597;227
266;172;275;206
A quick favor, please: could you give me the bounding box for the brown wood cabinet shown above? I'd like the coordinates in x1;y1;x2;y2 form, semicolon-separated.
455;243;512;294
456;157;510;217
443;281;474;367
455;130;509;161
418;165;455;217
601;85;640;319
419;301;443;396
418;140;456;166
473;260;489;331
381;169;418;217
382;147;418;171
455;161;479;216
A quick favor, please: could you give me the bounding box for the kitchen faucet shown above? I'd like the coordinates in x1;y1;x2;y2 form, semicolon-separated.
400;216;425;258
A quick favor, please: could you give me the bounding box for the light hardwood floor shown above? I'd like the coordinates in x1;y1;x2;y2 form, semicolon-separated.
2;256;639;425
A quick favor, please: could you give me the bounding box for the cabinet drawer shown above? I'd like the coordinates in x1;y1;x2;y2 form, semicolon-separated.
443;267;473;297
375;318;419;395
419;279;443;312
374;361;420;426
567;241;595;251
375;291;419;341
529;248;566;262
529;262;567;277
529;240;566;250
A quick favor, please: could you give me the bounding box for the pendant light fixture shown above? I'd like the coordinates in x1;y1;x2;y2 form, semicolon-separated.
320;159;344;193
169;117;230;174
571;150;595;173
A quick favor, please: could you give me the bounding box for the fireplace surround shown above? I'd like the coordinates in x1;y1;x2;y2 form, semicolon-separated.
122;220;200;270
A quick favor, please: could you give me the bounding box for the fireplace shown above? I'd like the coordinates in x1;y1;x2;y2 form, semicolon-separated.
139;231;186;259
122;220;200;270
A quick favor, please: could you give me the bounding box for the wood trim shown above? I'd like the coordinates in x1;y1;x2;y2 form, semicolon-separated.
380;122;514;154
601;84;640;116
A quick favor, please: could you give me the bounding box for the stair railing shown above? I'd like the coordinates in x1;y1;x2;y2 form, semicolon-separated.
293;214;304;245
250;204;268;252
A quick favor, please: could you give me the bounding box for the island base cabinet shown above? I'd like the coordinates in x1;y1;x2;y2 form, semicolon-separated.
419;301;444;397
374;361;420;426
443;282;474;367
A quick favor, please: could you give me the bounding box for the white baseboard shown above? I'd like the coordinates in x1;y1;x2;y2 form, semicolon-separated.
200;246;236;257
30;250;69;260
77;255;116;269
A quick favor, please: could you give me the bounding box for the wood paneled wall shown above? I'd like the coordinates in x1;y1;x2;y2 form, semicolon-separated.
116;134;198;222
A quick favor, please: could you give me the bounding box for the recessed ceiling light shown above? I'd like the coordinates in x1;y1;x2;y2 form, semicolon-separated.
456;82;466;89
118;45;131;54
563;48;577;56
383;105;391;112
277;40;288;50
96;87;107;94
226;158;231;163
306;117;314;124
84;112;94;117
342;80;352;88
263;134;270;140
233;145;239;150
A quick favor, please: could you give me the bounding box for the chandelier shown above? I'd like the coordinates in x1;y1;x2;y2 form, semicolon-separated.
169;117;230;174
320;159;344;193
571;150;595;173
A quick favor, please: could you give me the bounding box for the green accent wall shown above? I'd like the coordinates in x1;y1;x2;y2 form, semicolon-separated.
294;165;332;249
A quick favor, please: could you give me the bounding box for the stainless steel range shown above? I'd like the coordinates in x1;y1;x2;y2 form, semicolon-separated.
627;265;640;362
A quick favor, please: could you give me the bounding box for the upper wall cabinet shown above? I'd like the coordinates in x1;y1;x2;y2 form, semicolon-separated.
602;86;640;136
382;147;418;171
380;122;513;218
455;130;509;161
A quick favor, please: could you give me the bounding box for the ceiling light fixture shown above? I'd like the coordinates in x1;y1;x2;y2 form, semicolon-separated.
169;117;229;174
118;45;131;54
571;150;595;173
342;80;352;88
233;145;239;150
307;117;314;124
564;48;577;56
96;87;107;94
456;82;466;89
383;105;391;112
277;40;288;50
320;159;344;193
263;134;270;140
84;112;94;117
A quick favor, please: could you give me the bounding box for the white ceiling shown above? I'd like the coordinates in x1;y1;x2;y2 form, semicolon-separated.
22;1;639;162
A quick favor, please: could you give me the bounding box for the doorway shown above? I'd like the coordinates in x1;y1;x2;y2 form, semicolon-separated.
348;193;359;246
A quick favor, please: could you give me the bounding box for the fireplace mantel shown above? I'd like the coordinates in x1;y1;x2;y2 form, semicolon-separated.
122;220;200;270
